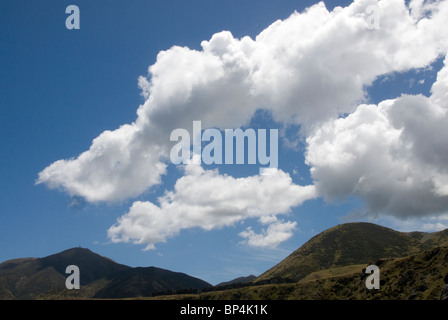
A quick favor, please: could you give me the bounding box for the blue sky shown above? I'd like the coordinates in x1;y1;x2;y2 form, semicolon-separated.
1;0;448;285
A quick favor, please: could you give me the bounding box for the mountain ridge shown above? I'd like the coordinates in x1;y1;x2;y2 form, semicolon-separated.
2;222;448;299
0;247;212;299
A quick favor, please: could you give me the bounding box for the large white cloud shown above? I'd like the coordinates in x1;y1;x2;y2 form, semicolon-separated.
35;124;167;202
305;55;448;218
37;0;448;204
35;0;448;249
107;162;316;250
250;0;448;128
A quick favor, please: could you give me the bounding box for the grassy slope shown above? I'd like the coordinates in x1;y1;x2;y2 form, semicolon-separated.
149;245;448;300
144;223;448;300
255;222;424;283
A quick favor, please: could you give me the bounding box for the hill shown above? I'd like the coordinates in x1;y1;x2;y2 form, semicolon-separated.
254;222;447;283
38;247;130;285
196;245;448;300
2;222;448;300
0;247;211;299
94;266;211;298
147;222;448;300
0;247;129;299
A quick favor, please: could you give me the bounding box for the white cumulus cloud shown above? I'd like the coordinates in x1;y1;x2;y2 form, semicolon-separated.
36;0;448;247
107;163;315;250
37;0;448;203
305;55;448;218
239;216;297;248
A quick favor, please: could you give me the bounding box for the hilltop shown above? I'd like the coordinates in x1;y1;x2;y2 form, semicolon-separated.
0;247;211;299
254;222;447;283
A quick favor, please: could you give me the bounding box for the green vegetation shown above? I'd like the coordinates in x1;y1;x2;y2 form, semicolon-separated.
300;264;367;282
0;248;211;299
148;246;448;300
254;222;429;283
2;222;448;300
